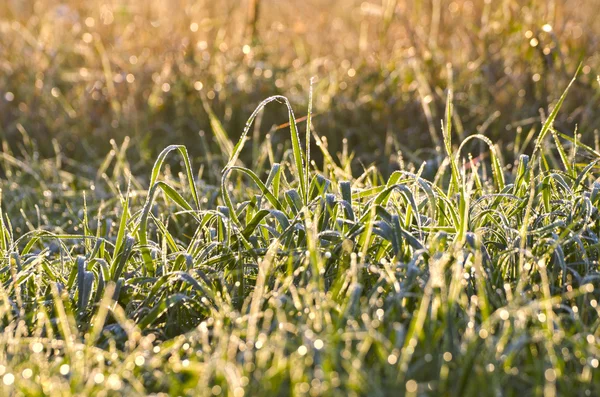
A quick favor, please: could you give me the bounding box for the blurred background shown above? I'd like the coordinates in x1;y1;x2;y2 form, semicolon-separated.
1;0;600;177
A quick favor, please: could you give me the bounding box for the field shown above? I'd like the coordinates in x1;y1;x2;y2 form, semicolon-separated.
2;1;600;396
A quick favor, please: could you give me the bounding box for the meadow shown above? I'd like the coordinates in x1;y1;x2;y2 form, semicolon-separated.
2;1;600;396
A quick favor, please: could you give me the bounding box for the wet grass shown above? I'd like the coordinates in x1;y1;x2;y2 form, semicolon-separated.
2;71;600;396
3;1;600;396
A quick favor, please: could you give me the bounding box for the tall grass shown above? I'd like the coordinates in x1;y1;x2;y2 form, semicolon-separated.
2;69;600;395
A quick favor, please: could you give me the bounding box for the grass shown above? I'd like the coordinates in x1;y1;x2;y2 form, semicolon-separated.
2;68;600;395
3;1;600;396
2;0;600;171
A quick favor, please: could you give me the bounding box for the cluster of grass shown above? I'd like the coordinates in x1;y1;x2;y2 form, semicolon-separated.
2;0;600;170
3;1;600;395
2;70;600;396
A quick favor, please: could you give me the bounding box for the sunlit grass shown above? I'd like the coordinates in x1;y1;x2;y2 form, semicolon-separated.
2;0;600;169
2;1;600;395
2;68;600;395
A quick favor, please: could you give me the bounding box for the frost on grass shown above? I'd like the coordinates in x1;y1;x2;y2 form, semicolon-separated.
1;88;600;396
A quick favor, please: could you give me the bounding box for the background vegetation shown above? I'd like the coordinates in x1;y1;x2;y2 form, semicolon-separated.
2;0;600;170
2;1;600;396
